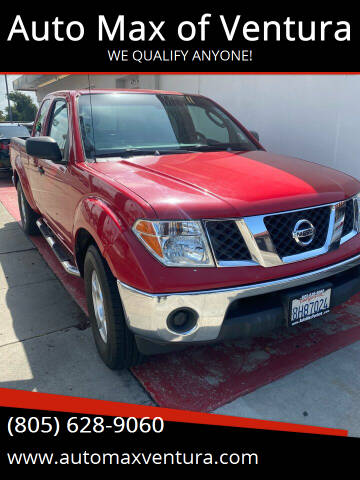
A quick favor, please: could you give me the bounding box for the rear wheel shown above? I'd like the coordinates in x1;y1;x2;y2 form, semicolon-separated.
84;245;143;369
17;182;39;235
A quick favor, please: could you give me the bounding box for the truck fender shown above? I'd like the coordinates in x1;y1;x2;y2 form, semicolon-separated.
73;197;151;289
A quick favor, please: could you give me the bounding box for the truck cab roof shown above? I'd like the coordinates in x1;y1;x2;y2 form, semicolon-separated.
42;88;192;100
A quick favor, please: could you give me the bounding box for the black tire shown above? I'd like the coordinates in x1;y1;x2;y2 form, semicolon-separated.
84;244;143;369
17;181;39;235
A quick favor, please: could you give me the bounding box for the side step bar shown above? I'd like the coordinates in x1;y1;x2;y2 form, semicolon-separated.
36;219;81;277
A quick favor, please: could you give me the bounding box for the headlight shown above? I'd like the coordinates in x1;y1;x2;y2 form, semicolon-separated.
133;220;214;267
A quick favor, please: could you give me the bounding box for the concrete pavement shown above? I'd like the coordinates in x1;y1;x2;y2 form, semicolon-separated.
0;203;153;405
214;341;360;436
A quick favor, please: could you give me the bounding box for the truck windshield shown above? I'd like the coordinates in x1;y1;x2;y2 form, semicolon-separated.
78;93;259;159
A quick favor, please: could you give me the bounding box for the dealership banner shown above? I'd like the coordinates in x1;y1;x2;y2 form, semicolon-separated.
0;389;356;467
0;6;358;72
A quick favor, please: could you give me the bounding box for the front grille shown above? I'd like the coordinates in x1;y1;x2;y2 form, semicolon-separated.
205;198;356;266
342;199;355;237
264;206;331;258
206;220;251;262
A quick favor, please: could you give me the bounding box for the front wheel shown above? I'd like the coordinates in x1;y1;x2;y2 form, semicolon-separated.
17;181;39;235
84;245;143;369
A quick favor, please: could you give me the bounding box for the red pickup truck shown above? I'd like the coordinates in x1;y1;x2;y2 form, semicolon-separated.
10;89;360;369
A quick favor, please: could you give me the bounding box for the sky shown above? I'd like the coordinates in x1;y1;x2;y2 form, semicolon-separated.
0;75;38;114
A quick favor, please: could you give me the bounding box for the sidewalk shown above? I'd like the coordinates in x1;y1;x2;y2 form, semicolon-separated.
0;202;153;405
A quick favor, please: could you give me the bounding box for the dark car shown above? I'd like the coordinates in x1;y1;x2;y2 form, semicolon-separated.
0;123;30;175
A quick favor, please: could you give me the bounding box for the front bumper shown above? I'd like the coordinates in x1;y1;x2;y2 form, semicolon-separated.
118;252;360;348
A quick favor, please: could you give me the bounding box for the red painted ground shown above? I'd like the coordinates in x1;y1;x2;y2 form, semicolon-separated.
1;178;360;412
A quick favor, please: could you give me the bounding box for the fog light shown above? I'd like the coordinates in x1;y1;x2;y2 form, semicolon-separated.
167;308;198;334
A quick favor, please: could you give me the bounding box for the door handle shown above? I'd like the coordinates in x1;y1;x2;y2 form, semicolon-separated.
38;166;45;175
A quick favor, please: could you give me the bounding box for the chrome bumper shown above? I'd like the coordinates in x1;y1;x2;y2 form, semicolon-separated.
117;253;360;343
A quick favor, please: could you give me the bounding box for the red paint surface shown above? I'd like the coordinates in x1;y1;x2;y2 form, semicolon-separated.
96;149;359;218
132;300;360;411
1;178;360;411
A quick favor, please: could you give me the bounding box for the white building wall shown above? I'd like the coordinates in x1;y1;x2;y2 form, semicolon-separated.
157;75;360;180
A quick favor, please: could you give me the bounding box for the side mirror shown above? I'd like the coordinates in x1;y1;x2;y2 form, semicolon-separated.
250;130;260;141
26;136;63;163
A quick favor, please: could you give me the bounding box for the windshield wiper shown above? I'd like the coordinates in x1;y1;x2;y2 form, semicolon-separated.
183;143;254;152
95;147;195;159
93;144;254;159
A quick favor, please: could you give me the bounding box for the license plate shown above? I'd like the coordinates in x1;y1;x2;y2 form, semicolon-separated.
289;288;331;326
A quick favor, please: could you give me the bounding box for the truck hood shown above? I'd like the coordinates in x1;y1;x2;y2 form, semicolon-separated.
92;150;360;219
